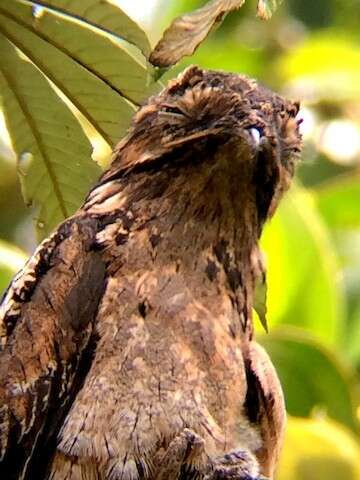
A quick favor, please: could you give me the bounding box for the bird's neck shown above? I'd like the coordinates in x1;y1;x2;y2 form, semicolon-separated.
85;148;264;338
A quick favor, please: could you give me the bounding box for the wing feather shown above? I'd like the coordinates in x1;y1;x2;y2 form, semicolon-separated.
0;217;106;480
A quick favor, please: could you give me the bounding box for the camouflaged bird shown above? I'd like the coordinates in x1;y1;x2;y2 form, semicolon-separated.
0;66;302;480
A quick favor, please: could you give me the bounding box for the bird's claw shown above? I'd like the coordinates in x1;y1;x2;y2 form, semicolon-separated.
203;449;263;480
155;429;267;480
155;428;205;479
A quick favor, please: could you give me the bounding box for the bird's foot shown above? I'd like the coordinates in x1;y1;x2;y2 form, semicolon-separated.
203;449;266;480
155;429;267;480
155;428;206;479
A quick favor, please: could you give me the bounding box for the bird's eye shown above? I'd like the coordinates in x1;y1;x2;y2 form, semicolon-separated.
160;104;186;117
248;127;262;147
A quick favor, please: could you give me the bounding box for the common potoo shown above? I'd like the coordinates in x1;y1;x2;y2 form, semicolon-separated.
0;66;302;480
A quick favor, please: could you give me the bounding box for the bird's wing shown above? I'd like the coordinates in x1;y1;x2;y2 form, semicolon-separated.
0;217;106;480
244;341;286;478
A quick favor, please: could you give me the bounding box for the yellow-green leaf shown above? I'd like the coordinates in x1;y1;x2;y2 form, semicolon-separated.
260;328;359;432
347;302;360;364
0;35;101;237
254;274;268;332
32;0;151;57
314;174;360;229
0;3;136;147
0;1;159;108
261;186;346;346
278;416;360;480
0;239;27;294
278;34;360;101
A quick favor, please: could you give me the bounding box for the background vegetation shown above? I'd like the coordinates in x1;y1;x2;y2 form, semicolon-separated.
0;1;359;478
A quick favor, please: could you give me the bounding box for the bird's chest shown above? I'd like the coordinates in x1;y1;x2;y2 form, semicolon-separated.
99;269;248;426
58;268;252;465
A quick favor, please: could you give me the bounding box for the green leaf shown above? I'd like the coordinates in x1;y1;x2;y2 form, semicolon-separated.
0;240;27;294
278;34;360;101
278;416;360;480
32;0;151;57
259;328;359;433
0;34;101;237
260;186;346;346
0;0;160;107
0;0;162;237
254;274;268;332
314;174;360;229
0;2;137;147
257;0;283;20
346;302;360;364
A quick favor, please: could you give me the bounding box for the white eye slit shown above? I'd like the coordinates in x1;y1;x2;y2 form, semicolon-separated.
249;127;261;147
158;111;184;120
158;105;187;121
160;104;186;117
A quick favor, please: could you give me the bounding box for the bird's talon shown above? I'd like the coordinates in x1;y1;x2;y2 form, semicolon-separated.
204;448;260;480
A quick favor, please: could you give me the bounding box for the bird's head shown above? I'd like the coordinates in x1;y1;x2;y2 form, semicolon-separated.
101;66;302;228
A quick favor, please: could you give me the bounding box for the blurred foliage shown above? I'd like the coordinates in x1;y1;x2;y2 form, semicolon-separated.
278;416;360;480
0;1;360;479
0;239;27;292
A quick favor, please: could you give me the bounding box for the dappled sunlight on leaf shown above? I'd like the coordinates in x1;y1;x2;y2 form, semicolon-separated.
278;34;360;101
278;416;360;480
259;327;359;432
0;239;27;293
0;0;164;237
261;185;346;346
317;120;360;166
32;0;151;56
347;302;360;364
0;36;101;238
314;174;360;229
0;109;15;165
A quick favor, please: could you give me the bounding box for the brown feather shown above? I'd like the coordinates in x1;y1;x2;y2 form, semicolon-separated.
0;66;301;480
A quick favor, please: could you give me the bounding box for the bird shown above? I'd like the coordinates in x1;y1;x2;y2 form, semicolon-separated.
0;66;302;480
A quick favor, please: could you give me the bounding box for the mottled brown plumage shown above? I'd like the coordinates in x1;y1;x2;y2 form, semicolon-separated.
0;66;302;480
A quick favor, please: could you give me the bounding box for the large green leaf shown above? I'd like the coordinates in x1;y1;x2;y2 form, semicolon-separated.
32;0;151;57
312;176;360;365
278;416;360;480
314;174;360;229
259;328;359;433
0;34;101;236
0;0;162;237
0;4;136;147
260;185;346;346
0;1;159;107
